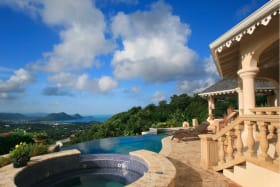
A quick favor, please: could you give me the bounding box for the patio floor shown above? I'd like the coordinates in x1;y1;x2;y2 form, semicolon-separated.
160;136;241;187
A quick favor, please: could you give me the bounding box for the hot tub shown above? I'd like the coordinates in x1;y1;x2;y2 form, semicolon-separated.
14;154;148;187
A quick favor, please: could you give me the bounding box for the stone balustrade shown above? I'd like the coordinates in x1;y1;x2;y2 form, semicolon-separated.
199;107;280;173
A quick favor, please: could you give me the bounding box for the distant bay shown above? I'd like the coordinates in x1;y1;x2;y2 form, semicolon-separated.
55;114;112;123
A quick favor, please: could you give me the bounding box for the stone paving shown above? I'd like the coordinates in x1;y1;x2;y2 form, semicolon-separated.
160;136;241;187
0;136;241;187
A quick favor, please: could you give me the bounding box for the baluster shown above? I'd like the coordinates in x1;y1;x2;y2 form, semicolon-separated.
218;137;226;165
235;124;244;158
246;121;256;157
226;131;234;161
258;122;272;161
267;124;276;140
274;126;280;162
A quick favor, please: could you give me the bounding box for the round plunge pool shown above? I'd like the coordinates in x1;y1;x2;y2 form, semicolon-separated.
14;154;148;187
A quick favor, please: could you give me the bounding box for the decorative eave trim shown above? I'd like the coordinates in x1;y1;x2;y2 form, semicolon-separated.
198;87;275;97
198;89;237;97
210;0;280;53
215;8;279;53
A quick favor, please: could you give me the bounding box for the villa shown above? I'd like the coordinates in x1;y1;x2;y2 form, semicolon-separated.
199;0;280;186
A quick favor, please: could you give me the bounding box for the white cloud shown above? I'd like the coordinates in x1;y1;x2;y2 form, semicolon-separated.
177;57;220;95
0;0;41;18
1;0;118;94
98;76;118;92
27;0;115;73
151;91;166;103
0;68;35;99
177;78;217;95
48;73;117;93
111;1;198;82
203;57;219;76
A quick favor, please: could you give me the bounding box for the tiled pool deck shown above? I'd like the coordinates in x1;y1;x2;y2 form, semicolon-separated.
160;136;240;187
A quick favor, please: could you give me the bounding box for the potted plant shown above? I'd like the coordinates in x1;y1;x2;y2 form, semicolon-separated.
9;142;30;168
32;132;48;143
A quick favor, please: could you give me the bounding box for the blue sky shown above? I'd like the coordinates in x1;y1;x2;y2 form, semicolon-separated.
0;0;268;115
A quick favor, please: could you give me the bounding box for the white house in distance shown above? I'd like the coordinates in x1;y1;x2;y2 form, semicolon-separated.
199;0;280;187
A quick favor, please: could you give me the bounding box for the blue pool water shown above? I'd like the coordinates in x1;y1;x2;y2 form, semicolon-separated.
62;134;165;154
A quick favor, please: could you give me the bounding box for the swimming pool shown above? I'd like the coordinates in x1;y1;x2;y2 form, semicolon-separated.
62;134;165;154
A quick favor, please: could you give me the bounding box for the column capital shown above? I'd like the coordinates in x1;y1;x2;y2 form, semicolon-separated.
237;67;259;78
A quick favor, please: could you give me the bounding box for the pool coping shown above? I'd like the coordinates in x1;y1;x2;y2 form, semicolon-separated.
128;149;176;187
0;149;176;187
0;149;80;187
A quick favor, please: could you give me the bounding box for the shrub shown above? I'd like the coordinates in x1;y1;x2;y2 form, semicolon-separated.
0;129;33;155
154;122;173;128
9;142;30;162
29;143;48;157
32;132;48;139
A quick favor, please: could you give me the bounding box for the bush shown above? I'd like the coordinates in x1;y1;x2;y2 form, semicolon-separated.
29;143;48;157
0;156;11;168
32;132;48;139
154;122;173;128
9;142;30;162
0;129;33;155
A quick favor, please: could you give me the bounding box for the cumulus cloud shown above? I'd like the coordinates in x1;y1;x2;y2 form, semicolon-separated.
0;68;35;99
151;91;166;103
177;57;220;94
1;0;118;94
29;0;115;73
98;76;118;92
0;0;41;18
111;1;198;82
48;73;118;93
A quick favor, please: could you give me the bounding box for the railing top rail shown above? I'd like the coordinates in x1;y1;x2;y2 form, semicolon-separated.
213;118;243;140
250;107;280;113
241;114;280;122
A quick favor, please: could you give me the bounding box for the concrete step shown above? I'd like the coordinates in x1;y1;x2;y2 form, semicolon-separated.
223;167;234;179
222;161;280;187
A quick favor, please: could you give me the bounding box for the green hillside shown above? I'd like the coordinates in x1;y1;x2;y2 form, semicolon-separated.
71;94;209;143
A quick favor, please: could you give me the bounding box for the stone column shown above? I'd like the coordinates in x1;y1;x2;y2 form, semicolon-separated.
274;84;279;106
208;96;215;119
199;134;218;169
238;67;259;114
237;78;244;115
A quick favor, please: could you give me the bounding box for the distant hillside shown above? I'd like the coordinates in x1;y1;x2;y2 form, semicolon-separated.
0;113;28;120
0;112;83;121
43;112;83;121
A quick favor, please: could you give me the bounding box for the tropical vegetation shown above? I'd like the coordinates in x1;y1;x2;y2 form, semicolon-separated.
71;94;209;143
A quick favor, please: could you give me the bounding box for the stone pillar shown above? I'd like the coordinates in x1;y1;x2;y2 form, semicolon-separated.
238;67;259;114
199;134;218;169
208;96;215;119
274;84;279;106
237;78;244;115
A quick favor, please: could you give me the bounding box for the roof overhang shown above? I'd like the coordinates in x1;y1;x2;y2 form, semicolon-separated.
210;0;280;78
